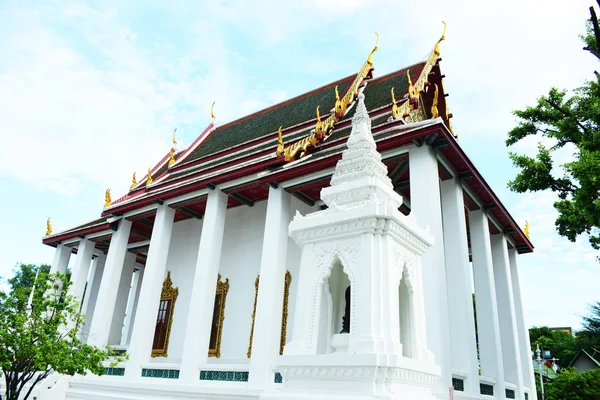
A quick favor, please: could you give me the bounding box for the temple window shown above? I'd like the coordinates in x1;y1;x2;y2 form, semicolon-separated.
398;272;413;358
208;274;229;358
151;271;178;358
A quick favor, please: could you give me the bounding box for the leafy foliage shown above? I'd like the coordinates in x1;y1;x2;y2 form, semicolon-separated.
545;368;600;400
506;3;600;255
0;264;125;400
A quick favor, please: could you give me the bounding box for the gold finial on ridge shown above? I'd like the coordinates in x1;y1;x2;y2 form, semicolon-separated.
45;218;52;236
431;84;440;118
146;168;153;185
434;21;447;56
168;148;176;166
276;126;284;157
104;189;112;208
172;128;177;145
210;102;216;119
131;172;137;189
524;220;530;239
367;32;379;65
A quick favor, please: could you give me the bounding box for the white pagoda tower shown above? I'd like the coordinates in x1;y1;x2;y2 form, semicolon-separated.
263;91;440;400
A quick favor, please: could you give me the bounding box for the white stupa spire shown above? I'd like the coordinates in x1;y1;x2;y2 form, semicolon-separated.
320;90;403;210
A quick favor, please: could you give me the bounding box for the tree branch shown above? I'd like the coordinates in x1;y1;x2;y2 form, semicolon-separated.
544;98;591;136
22;370;51;400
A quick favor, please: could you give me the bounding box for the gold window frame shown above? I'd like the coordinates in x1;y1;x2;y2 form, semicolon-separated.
151;271;178;358
208;274;229;358
246;271;292;358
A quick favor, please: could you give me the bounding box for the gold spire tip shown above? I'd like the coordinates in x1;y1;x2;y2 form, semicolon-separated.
210;102;216;119
172;128;177;145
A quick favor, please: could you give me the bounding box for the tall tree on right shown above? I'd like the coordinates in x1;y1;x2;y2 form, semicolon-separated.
505;2;600;258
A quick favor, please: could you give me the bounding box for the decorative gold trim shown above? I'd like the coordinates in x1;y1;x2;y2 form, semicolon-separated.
279;271;292;355
275;32;379;162
524;220;530;239
247;275;260;358
130;172;137;189
430;84;440;118
104;189;112;208
151;271;178;358
209;274;229;358
45;218;52;236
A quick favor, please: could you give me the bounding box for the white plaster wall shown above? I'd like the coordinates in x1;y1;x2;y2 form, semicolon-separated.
215;201;268;362
158;218;203;362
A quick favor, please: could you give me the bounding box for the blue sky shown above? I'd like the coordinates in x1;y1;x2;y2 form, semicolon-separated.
0;0;598;330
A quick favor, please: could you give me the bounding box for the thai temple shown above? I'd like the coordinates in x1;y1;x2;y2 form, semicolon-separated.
36;25;537;400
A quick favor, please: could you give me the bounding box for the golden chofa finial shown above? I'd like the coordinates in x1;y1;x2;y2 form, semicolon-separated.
367;32;379;66
168;148;176;166
434;21;447;57
391;87;401;119
524;220;530;239
146;168;153;185
45;218;52;236
210;102;216;119
104;189;112;208
172;128;177;145
276;126;285;157
130;172;137;189
431;84;440;118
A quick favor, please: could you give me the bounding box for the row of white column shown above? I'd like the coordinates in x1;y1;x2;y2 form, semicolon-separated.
49;185;293;387
409;144;537;400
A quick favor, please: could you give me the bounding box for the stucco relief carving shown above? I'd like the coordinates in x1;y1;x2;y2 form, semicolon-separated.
306;241;359;353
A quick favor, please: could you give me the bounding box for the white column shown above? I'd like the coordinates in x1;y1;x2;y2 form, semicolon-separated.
124;205;175;377
492;235;524;399
509;248;538;400
125;265;145;345
248;186;291;386
108;252;136;345
82;254;106;340
69;238;96;306
180;188;228;383
409;144;452;394
122;266;142;346
440;178;480;396
81;257;98;322
50;244;71;275
469;210;505;397
88;219;132;347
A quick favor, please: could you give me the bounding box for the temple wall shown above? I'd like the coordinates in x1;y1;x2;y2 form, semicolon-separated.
215;200;268;362
162;218;203;362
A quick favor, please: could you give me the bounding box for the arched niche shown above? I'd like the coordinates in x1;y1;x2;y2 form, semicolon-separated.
318;260;351;354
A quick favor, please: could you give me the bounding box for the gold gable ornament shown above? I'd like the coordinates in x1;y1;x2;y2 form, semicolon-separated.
168;148;176;166
45;218;52;236
104;189;112;208
130;172;137;189
524;220;530;239
146;168;153;186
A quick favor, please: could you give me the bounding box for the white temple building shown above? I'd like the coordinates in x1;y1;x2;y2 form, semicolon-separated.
34;30;537;400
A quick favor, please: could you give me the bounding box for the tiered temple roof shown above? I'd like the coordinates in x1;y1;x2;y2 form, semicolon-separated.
43;29;534;259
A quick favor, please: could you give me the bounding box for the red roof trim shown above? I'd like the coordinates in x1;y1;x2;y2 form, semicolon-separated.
42;222;115;246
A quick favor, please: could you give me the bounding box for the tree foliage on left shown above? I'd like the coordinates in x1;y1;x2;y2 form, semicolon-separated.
0;264;125;400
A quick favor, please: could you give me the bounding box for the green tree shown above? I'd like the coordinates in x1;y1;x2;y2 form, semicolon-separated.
578;301;600;350
0;264;124;400
505;3;600;256
545;368;600;400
